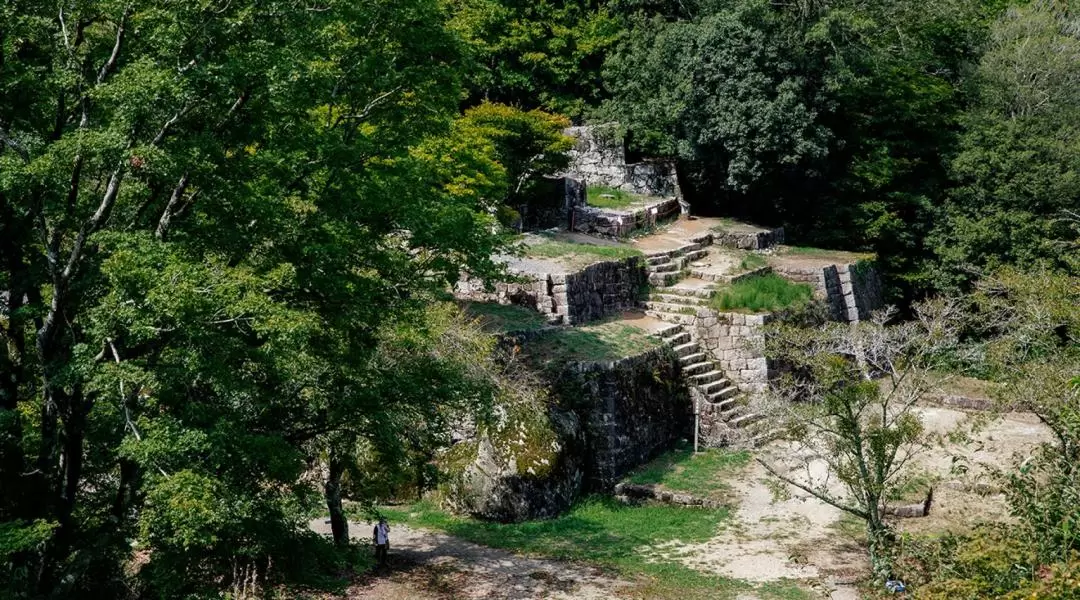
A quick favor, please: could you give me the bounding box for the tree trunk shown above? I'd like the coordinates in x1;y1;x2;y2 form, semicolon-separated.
324;450;349;547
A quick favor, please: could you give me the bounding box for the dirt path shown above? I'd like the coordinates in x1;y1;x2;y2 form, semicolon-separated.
309;518;628;599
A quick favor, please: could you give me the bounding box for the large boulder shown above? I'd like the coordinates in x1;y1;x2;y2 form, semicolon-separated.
439;401;583;522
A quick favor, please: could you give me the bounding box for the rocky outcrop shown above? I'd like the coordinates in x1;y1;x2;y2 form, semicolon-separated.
439;402;584;523
440;345;691;521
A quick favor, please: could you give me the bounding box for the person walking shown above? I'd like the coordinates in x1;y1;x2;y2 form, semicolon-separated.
373;517;390;569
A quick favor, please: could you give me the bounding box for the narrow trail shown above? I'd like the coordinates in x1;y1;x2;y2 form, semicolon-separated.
308;518;628;599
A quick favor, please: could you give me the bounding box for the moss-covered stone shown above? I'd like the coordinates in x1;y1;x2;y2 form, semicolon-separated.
437;396;583;523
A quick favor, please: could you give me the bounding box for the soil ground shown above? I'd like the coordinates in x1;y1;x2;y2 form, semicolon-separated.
308;519;630;599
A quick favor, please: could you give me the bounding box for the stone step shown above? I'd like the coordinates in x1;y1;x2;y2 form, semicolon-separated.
730;412;763;429
648;272;682;286
665;332;691;347
672;342;700;357
706;397;738;412
691;370;725;385
646;254;672;266
689;233;714;246
707;386;739;402
677;242;703;254
649;261;679;274
657;285;715;299
648;293;708;306
701;379;734;395
685;248;709;262
654;323;683;337
678;352;707;365
682;361;713;376
688;269;725;283
645;310;696;326
643;301;698;316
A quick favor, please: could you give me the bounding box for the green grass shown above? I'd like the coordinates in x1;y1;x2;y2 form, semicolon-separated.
710;273;813;313
525;239;643;263
372;496;808;599
738;253;768;271
523;321;659;366
586;185;645;209
627;442;751;499
781;246;875;261
462;301;547;333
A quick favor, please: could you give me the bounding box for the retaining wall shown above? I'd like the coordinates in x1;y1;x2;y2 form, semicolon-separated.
564;124;681;198
571;197;681;238
454;256;647;325
691;308;773;394
771;261;885;323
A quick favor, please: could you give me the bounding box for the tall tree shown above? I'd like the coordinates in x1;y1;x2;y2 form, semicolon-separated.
0;0;510;596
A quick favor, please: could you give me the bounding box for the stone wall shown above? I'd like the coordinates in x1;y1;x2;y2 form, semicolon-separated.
563;124;681;198
441;345;691;521
710;227;785;250
571;197;681;238
516;176;585;231
772;261;885;323
692;308;773;393
554;347;692;488
454;256;647;325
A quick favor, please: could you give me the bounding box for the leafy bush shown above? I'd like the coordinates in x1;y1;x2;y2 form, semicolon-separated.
710;273;813;313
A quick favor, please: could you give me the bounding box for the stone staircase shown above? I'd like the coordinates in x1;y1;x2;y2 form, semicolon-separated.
644;243;708;286
653;323;770;444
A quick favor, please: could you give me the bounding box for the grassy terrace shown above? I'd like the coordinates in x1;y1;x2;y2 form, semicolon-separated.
710;272;813;313
521;320;659;367
376;498;810;600
777;245;875;262
462;301;548;333
525;239;642;263
627;441;752;501
586;184;648;209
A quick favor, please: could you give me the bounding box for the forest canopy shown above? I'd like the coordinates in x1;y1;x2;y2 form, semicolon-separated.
1;0;1078;597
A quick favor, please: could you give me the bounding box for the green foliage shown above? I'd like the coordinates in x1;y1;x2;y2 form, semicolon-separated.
445;0;621;117
627;442;751;499
932;5;1080;288
457;102;573;223
0;0;513;595
710;273;813;313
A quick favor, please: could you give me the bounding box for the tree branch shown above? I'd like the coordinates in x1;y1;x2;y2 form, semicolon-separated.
757;457;870;520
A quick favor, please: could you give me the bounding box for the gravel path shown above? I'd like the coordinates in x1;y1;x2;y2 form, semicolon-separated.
309;518;628;599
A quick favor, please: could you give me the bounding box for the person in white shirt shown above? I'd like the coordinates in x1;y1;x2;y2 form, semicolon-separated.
373;517;390;568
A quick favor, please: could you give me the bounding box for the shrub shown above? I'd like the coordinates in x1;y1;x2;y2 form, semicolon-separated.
711;273;812;313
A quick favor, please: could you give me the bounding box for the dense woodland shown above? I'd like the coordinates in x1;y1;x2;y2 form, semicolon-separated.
0;0;1078;598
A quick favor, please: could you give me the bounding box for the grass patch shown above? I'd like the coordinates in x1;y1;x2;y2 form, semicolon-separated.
462;301;547;333
738;253;768;271
627;441;751;500
710;272;813;313
522;320;659;366
525;239;642;263
586;185;645;209
375;496;761;599
780;246;875;262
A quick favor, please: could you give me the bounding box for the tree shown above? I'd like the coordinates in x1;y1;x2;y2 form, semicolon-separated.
457;102;573;227
444;0;620;117
0;0;511;596
757;302;963;578
932;4;1080;288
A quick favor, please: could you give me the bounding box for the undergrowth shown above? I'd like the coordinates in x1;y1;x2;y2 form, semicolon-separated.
462;301;548;333
711;273;813;313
